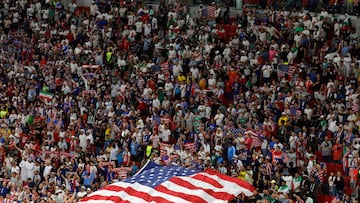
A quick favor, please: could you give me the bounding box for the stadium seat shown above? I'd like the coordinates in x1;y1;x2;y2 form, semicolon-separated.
344;176;350;186
326;163;334;173
315;151;322;162
317;194;334;202
344;187;352;195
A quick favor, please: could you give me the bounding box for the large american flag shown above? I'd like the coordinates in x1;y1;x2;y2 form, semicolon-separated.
80;161;255;203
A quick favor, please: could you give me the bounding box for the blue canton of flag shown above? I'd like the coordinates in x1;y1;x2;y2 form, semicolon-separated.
125;162;200;187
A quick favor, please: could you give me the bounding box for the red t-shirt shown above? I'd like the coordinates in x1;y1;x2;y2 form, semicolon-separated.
332;143;343;161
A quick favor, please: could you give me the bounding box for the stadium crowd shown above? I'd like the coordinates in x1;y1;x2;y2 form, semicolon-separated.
0;0;359;202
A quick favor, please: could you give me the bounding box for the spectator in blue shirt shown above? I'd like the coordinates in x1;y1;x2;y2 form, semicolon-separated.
227;142;236;163
130;138;139;161
0;182;8;197
82;169;95;188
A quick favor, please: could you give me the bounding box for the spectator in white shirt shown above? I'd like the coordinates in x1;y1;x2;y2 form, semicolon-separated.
261;62;272;83
159;124;171;143
58;137;68;151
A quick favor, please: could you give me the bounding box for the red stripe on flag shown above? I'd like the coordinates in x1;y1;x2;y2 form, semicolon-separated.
169;177;235;200
79;194;130;203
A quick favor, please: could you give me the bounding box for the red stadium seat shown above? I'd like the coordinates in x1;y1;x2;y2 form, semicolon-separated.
344;176;350;185
344;187;352;195
315;151;322;162
317;194;334;202
326;163;334;173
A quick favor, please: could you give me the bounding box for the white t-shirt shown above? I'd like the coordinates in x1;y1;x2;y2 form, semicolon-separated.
79;133;87;149
160;129;171;142
164;82;174;95
172;64;183;77
214;113;225;127
190;67;199;79
262;65;272;78
135;21;143;33
68;3;77;13
128;15;135;25
12;12;19;23
143;23;151;36
151;17;158;30
90;4;98;16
